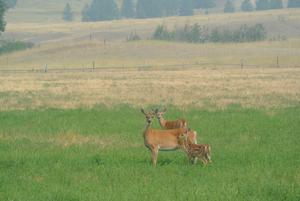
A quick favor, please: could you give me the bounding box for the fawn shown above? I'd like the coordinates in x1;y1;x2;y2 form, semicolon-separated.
178;133;211;165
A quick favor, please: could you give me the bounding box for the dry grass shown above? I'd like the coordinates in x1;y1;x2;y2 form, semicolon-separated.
2;9;300;69
0;68;299;110
0;39;299;69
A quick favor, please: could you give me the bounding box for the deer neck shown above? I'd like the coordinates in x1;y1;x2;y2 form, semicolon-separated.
143;122;151;137
158;116;167;128
184;139;192;151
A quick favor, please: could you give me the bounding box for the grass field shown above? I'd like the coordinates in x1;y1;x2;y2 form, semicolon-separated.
1;3;300;200
0;105;299;200
0;68;300;110
1;8;300;69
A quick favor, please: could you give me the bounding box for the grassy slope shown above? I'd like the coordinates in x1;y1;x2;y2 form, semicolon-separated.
1;9;300;68
6;0;92;22
0;106;299;200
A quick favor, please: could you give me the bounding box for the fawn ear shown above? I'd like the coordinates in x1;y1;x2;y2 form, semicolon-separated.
163;107;167;112
141;108;146;115
155;108;159;113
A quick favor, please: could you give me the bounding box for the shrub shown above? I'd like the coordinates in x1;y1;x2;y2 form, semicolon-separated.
0;40;34;54
127;32;141;41
151;23;267;43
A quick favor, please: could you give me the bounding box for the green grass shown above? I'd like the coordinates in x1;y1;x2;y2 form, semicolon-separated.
0;105;299;201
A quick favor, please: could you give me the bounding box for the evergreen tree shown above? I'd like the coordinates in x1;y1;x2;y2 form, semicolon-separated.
161;0;180;16
83;0;119;21
270;0;283;9
121;0;135;18
136;0;161;19
288;0;300;8
256;0;271;10
241;0;254;11
4;0;17;8
0;0;6;32
194;0;216;9
63;3;73;21
224;0;235;13
81;3;90;22
179;0;194;16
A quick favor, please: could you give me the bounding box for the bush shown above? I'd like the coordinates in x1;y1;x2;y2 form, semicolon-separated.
127;32;141;41
151;23;267;43
152;25;175;41
241;0;254;11
0;40;34;55
224;0;235;13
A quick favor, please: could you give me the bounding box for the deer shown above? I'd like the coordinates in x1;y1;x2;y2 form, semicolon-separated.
178;133;211;165
141;108;189;166
155;108;187;129
154;108;197;144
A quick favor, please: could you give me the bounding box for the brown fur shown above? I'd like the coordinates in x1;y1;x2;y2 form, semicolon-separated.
155;108;197;144
141;109;188;166
178;134;211;165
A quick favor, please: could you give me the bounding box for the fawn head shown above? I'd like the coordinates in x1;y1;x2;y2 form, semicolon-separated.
177;132;189;146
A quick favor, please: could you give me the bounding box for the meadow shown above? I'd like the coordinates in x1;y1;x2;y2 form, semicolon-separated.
1;9;300;69
1;4;300;200
0;105;300;201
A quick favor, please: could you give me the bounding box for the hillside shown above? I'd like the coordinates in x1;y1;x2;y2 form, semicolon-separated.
6;0;291;23
1;8;300;69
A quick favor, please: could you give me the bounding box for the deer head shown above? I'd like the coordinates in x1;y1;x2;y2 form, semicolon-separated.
154;107;167;120
141;108;155;124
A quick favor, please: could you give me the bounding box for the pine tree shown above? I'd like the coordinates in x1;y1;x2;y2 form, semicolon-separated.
194;0;216;9
179;0;194;16
63;3;73;21
288;0;300;8
256;0;271;10
4;0;17;8
270;0;283;9
83;0;119;21
121;0;135;18
241;0;254;11
0;0;6;32
224;0;235;13
136;0;161;19
161;0;180;16
81;3;90;22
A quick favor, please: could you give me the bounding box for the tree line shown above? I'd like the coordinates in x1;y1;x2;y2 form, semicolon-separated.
0;0;19;33
151;23;267;43
224;0;300;13
63;0;300;22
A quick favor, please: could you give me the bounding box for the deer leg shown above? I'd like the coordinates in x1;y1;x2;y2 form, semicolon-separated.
192;157;198;165
151;146;159;167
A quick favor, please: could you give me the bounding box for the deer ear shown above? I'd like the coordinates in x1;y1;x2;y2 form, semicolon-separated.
163;107;167;112
155;108;158;113
141;108;146;114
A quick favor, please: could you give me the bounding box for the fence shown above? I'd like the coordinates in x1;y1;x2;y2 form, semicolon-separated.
0;59;299;74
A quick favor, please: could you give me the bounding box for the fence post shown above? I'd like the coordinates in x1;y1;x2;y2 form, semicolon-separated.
241;59;244;69
44;64;48;73
277;56;279;68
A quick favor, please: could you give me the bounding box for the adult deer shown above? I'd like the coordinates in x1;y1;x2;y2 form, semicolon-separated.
141;108;188;166
155;108;187;129
155;108;197;144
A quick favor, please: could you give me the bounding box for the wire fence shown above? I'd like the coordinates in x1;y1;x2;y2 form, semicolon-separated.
0;60;299;74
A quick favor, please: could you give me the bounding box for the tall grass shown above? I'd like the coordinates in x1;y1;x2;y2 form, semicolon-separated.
0;105;299;200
